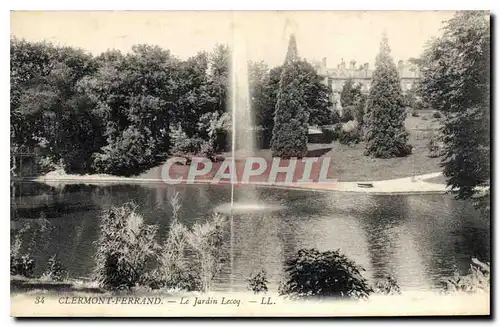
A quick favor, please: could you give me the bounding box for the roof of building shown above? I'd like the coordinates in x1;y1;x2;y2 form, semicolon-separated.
311;58;421;79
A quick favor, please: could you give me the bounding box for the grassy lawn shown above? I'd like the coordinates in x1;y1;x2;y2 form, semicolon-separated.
324;112;444;182
138;112;444;183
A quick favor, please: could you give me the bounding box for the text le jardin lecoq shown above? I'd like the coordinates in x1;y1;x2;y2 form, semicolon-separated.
50;296;276;307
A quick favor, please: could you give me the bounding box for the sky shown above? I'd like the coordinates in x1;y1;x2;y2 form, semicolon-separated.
10;11;456;68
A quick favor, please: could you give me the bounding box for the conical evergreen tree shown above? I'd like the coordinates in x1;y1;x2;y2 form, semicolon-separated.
284;34;298;64
271;35;309;159
364;34;411;158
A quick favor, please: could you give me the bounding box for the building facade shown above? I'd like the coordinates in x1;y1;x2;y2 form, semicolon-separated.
312;57;421;93
311;58;421;114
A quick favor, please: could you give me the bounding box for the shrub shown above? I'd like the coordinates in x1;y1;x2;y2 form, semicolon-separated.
278;248;373;300
11;254;35;278
42;254;66;282
247;270;269;294
411;110;420;117
185;212;227;292
10;223;35;277
155;193;202;291
339;121;362;146
92;126;158;176
93;202;160;290
428;134;443;158
432;111;442;119
374;276;401;295
441;258;490;294
340;108;354;123
36;155;61;175
197;111;230;153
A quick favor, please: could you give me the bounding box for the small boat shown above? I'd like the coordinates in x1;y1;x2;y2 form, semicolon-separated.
357;183;374;188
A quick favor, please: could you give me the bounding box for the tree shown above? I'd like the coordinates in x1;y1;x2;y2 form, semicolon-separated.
271;60;309;159
419;11;490;213
10;38;101;173
81;45;179;175
248;61;271;148
284;34;298;64
257;61;332;148
207;44;230;115
172;51;213;138
340;79;366;124
364;34;411;158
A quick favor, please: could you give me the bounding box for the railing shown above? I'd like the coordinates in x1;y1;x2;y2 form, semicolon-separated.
11;150;39;179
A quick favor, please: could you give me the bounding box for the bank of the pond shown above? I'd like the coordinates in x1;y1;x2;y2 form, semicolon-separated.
18;170;451;195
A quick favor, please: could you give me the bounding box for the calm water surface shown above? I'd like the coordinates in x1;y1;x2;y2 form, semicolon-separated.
10;182;490;292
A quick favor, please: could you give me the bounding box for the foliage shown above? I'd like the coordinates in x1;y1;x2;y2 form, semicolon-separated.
196;111;230;153
42;254;66;282
441;258;490;294
11;38;234;177
278;248;373;300
11;254;35;278
419;11;490;208
10;38;102;174
364;34;411;158
340;106;354;123
93;202;160;290
428;133;443;158
247;270;269;294
271;60;310;158
340;80;366;124
169;125;202;156
271;36;313;158
10;221;36;277
284;34;299;64
172;51;213;137
185;212;227;292
374;276;401;295
254;52;332;148
432;111;442;119
92;125;159;176
151;192;202;291
339;121;362;146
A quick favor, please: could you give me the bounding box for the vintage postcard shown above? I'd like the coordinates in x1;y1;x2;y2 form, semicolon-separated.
10;10;490;317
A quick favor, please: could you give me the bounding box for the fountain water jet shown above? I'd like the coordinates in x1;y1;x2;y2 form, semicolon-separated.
218;23;283;215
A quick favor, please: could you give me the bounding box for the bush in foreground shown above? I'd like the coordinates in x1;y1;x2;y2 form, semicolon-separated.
93;202;160;290
186;212;227;292
441;258;490;294
374;276;401;295
247;269;269;294
278;248;373;300
11;254;35;278
42;254;66;282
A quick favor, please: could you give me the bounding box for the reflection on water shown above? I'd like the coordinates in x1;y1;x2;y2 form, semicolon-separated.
11;182;489;292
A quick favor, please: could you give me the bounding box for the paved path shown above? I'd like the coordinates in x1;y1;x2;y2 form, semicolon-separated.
30;170;449;195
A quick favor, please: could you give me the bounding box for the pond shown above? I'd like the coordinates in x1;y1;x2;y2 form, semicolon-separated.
10;181;490;293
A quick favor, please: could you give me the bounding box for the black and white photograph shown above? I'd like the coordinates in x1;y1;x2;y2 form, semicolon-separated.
9;10;491;317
